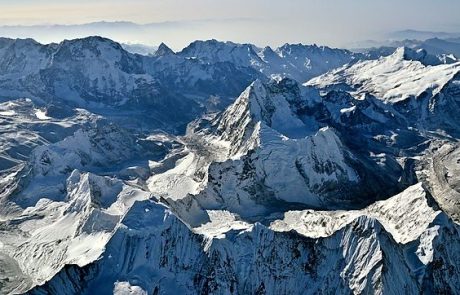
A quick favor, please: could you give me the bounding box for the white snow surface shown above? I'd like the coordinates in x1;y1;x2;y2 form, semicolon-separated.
3;170;151;287
193;210;252;239
113;282;148;295
34;109;51;120
307;47;460;103
192;81;359;207
0;110;15;116
270;183;440;244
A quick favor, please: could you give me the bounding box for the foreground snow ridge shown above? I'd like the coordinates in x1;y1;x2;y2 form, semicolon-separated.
24;185;460;295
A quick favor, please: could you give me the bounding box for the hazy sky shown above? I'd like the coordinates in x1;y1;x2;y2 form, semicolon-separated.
1;0;460;48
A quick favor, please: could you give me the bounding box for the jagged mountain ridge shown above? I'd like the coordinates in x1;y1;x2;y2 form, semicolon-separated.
0;36;372;191
27;184;460;295
178;39;363;82
0;37;366;133
0;36;207;133
0;36;366;199
0;37;460;294
167;78;408;226
306;50;460;220
360;37;460;64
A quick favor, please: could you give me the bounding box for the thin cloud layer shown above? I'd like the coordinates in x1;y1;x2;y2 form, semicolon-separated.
0;0;459;48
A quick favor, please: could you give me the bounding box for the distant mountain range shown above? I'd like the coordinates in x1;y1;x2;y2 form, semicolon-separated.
0;36;366;134
2;21;460;53
0;20;250;49
120;43;157;56
388;29;460;41
349;29;460;50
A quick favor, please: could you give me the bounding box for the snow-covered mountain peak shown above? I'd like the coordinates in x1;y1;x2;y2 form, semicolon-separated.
170;79;375;221
57;36;125;57
307;48;460;104
0;37;43;52
271;183;441;244
181;39;257;55
5;167;151;289
154;42;175;56
392;46;412;59
215;78;316;155
0;38;53;74
258;46;280;61
219;78;309;131
30;121;140;178
179;39;263;67
179;39;261;67
53;36;143;72
266;43;363;82
175;40;364;83
277;43;326;56
65;170;124;212
366;42;459;65
390;46;447;66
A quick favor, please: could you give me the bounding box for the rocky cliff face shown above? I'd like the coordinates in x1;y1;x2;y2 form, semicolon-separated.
27;184;460;295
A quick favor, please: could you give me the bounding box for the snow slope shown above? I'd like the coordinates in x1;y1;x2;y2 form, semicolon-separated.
28;184;460;295
308;47;460;104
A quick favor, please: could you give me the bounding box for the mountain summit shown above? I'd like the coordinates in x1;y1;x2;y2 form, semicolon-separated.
154;42;175;56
